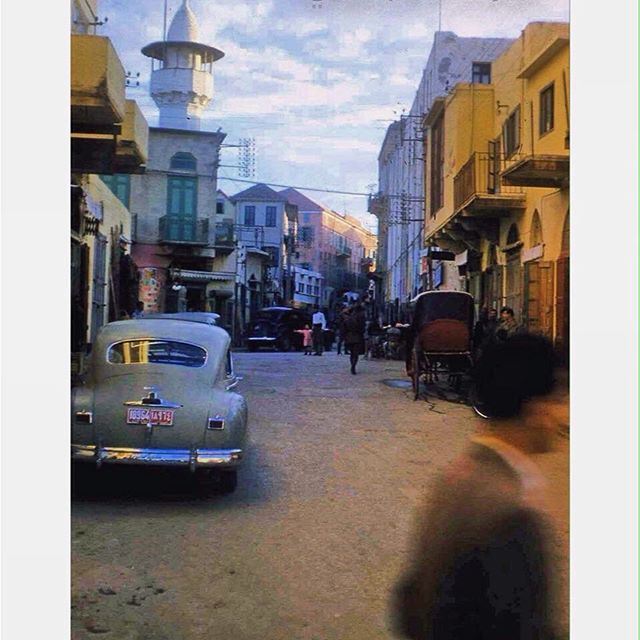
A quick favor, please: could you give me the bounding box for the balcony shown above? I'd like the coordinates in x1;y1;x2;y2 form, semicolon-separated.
71;35;148;175
367;193;388;218
453;152;525;217
71;35;126;128
113;100;148;174
214;221;236;251
159;216;209;245
501;154;569;189
335;245;352;258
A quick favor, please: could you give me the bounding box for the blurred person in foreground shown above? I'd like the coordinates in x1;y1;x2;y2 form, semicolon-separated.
393;333;566;640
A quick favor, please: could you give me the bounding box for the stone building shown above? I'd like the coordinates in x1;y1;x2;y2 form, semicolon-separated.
127;0;232;315
423;22;569;357
281;188;377;313
230;183;299;308
70;0;148;376
370;31;513;322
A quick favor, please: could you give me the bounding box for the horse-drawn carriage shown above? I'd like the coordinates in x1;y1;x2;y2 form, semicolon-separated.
407;291;475;400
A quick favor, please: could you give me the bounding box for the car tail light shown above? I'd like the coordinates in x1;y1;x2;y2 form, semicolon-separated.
207;416;225;430
75;411;93;424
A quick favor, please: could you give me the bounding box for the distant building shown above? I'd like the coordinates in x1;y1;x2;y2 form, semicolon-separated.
370;31;513;323
292;266;323;309
230;183;299;308
281;188;377;313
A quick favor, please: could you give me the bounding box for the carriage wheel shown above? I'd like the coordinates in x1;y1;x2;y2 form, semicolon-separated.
412;349;421;401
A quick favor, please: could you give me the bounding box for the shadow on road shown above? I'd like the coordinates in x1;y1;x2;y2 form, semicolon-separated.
71;447;278;508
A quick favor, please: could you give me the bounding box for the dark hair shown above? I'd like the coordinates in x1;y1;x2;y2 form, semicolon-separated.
472;333;555;418
500;306;514;316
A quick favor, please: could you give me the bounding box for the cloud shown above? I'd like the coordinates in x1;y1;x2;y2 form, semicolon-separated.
101;0;569;217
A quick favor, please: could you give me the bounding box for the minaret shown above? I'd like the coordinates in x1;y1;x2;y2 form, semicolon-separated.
141;0;224;130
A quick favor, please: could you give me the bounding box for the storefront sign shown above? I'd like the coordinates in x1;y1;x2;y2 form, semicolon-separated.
522;244;545;263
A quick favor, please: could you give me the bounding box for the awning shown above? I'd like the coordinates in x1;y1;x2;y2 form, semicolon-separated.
171;269;234;283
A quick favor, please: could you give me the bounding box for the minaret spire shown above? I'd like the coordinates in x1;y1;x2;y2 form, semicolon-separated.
141;1;224;130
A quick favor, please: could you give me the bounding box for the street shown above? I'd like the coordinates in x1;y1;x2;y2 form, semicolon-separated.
71;350;569;640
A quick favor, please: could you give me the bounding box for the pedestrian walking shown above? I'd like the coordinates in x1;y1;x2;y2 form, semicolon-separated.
295;324;313;355
343;302;366;374
393;333;563;640
311;307;327;356
335;309;347;355
473;307;498;357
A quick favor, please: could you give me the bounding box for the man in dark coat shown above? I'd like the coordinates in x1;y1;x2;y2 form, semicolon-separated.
342;302;366;374
393;334;564;640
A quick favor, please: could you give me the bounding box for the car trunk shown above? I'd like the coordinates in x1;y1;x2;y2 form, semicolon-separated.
94;372;209;450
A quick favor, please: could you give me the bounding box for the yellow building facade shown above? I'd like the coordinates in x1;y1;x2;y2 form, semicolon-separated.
423;22;569;355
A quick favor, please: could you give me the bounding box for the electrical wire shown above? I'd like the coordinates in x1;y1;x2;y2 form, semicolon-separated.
217;176;375;198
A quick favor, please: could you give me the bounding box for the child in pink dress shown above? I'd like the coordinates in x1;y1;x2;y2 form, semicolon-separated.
295;325;313;355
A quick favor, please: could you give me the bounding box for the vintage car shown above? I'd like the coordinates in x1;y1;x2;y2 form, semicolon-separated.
71;318;247;492
246;306;312;352
142;311;220;326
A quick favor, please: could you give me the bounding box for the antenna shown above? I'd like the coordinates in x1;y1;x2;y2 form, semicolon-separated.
238;138;256;178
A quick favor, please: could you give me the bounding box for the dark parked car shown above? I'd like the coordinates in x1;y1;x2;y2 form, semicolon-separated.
246;307;311;352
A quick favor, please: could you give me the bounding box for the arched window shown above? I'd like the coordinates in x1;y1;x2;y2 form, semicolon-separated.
170;152;197;172
530;210;543;247
506;223;520;246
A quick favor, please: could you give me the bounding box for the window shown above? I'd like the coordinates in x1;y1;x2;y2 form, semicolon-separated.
472;62;491;84
167;176;197;216
502;106;521;158
108;340;207;368
216;201;224;215
244;205;256;226
307;284;313;294
297;282;304;293
313;285;319;296
300;226;315;244
170;152;197;172
539;83;554;136
265;206;277;227
430;114;444;216
100;174;130;208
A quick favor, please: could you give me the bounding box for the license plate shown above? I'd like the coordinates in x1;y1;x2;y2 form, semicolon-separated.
126;408;174;426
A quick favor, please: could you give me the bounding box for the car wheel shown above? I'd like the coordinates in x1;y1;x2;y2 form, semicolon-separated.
218;469;238;494
278;336;292;352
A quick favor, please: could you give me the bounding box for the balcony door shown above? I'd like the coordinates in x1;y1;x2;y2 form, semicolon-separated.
166;176;198;241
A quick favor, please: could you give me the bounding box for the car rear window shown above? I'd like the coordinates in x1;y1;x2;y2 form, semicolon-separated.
108;340;207;368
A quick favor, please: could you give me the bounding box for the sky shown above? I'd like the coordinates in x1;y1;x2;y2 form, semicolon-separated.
100;0;569;230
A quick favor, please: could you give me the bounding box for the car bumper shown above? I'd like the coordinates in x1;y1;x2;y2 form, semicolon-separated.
71;444;243;470
247;337;276;342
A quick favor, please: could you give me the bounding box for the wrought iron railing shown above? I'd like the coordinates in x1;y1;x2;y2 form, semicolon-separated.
159;215;209;244
453;152;524;211
214;221;235;246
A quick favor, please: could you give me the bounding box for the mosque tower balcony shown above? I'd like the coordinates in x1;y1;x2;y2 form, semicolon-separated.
141;0;224;131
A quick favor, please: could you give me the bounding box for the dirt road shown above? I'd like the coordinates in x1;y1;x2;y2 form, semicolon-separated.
72;351;569;639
